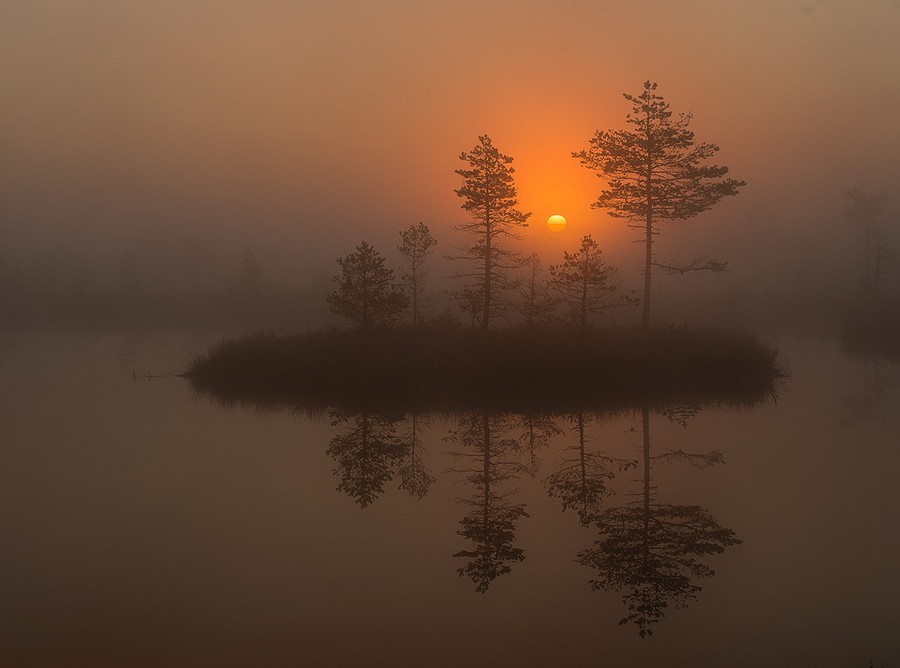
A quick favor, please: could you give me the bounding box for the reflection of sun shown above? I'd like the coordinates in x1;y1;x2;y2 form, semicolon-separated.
546;214;567;232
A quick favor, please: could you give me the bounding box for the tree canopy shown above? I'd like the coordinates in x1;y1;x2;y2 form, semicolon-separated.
327;241;407;330
452;134;530;329
398;222;437;327
574;81;744;329
550;235;631;339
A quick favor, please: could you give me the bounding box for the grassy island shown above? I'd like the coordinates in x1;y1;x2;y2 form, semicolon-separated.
186;326;784;415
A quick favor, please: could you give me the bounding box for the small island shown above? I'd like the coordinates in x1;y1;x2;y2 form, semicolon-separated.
186;325;784;414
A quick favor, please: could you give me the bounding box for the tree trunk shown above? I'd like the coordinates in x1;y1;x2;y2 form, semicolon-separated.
483;221;492;331
482;412;491;525
642;406;651;560
641;206;653;331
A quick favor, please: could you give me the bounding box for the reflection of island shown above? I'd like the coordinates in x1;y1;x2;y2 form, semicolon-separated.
578;407;740;637
545;411;635;526
327;411;405;507
447;412;528;593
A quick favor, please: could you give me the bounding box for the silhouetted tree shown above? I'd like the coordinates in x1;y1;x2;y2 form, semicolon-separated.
448;412;528;592
327;242;408;330
574;81;745;330
235;245;263;296
451;135;531;329
398;222;437;327
842;189;891;295
511;411;563;477
518;253;558;328
578;407;740;637
545;411;635;525
550;235;634;341
327;411;405;508
842;356;894;425
397;412;435;499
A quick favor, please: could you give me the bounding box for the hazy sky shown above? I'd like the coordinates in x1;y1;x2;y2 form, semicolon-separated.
2;0;899;276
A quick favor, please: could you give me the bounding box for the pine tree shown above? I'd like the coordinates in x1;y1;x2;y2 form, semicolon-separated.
574;81;744;329
327;241;407;330
452;135;530;329
550;235;632;341
398;222;437;327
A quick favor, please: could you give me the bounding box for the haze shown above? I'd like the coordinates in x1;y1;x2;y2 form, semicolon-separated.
2;0;898;304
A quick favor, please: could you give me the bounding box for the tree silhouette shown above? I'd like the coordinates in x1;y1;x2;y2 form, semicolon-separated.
448;412;528;592
842;356;895;425
327;411;405;507
842;189;893;296
550;235;634;341
518;253;558;329
574;81;745;330
397;412;435;499
510;411;563;478
234;245;263;297
578;407;740;637
327;242;408;331
545;411;635;525
398;222;437;327
451;135;531;329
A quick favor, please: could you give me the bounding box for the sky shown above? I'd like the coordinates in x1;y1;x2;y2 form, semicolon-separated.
2;0;899;285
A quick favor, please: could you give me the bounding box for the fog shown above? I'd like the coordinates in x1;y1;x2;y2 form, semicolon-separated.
2;1;898;332
3;4;900;665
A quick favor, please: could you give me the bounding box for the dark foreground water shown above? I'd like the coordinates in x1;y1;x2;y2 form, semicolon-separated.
1;330;897;667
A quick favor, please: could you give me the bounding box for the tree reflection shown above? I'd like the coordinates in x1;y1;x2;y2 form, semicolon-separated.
579;407;740;637
327;411;405;508
448;412;528;593
510;412;563;477
545;411;636;526
397;412;435;499
843;356;895;425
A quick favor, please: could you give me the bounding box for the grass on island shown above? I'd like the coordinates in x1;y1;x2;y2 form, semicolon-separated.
185;324;785;415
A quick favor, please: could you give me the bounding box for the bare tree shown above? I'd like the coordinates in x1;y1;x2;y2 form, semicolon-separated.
574;81;744;329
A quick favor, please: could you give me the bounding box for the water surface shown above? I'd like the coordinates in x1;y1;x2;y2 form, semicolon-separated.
1;330;897;667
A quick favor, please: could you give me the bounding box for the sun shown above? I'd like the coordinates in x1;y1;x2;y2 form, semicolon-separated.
546;214;567;232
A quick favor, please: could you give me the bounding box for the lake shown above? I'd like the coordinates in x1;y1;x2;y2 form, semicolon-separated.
1;329;897;667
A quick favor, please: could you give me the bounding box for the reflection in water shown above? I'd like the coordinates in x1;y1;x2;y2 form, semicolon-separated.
327;411;405;507
545;411;636;526
510;413;563;477
843;356;896;424
397;412;435;499
447;412;528;593
190;341;780;633
578;407;740;637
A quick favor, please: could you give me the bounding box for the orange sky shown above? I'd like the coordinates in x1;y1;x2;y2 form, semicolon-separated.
1;0;899;277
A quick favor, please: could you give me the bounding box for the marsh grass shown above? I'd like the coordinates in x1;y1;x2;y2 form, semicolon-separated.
186;325;784;415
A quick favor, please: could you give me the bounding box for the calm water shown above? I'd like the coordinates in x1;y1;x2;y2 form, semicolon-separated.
1;330;898;667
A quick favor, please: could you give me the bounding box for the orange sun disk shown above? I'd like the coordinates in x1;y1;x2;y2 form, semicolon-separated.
546;214;568;232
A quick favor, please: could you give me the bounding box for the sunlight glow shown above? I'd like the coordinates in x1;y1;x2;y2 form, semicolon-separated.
546;214;568;232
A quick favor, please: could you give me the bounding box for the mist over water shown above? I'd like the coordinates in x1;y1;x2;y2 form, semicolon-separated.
1;332;897;665
2;1;900;665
